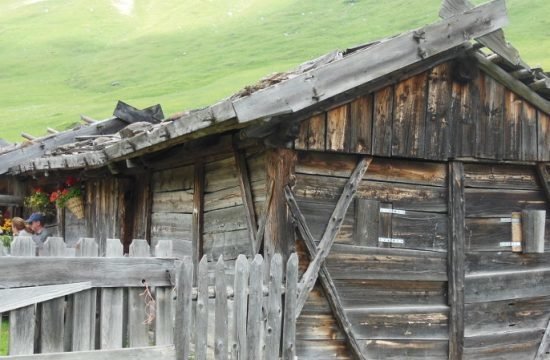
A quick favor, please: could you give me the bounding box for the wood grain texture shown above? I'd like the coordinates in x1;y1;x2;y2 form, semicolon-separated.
450;77;479;158
0;345;176;360
100;239;124;350
349;95;373;154
128;240;150;348
465;188;546;217
476;72;505;160
392;72;428;158
539;111;550;161
326;104;350;152
464;163;540;190
154;240;174;346
372;85;393;156
425;63;452;160
359;339;448;359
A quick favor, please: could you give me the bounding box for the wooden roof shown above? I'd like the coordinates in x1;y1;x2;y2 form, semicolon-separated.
4;0;549;176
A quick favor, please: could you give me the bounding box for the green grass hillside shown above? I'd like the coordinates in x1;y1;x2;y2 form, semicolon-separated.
0;0;548;142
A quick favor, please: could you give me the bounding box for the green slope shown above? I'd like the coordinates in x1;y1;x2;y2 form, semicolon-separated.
0;0;548;142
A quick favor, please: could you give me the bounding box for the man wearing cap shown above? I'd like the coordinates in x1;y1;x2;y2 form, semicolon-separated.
26;213;49;247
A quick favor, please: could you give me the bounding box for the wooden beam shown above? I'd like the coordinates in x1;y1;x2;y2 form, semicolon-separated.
0;257;174;288
255;179;274;254
0;345;176;360
113;101;164;124
264;149;296;266
46;128;59;134
440;0;528;68
473;52;550;115
232;0;508;122
233;145;258;253
448;161;465;360
0;194;23;206
536;319;550;359
192;161;205;284
536;163;550;206
285;186;366;360
296;156;372;314
80;114;100;124
20;132;36;141
522;210;546;253
0;282;92;313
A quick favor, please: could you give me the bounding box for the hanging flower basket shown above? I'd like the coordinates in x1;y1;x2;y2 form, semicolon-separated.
65;196;84;219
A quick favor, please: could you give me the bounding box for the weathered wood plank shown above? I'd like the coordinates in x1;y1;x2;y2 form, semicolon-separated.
392;72;428;158
72;238;98;351
450;77;479;158
464;217;513;251
246;255;263;359
306;114;326;151
372;86;393;156
233;146;258;253
359;339;448;359
214;256;228;360
465;296;550;337
195;256;209;360
150;212;192;241
152;165;194;192
353;199;379;247
100;239;124;350
347;305;449;340
536;163;550;205
464;163;540;190
466;252;550;273
295;174;447;213
476;72;505;160
203;229;250;261
9;237;36;355
0;195;23;206
40;237;67;353
539;112;550;161
151;190;193;213
154;240;174;346
326;104;349;152
425;63;452;160
535;318;550;359
203;206;248;234
349;95;373;154
465;188;546;217
0;345;176;360
448;161;465;360
193;161;205;284
297;156;372;313
296;151;448;187
0;257;174;288
391;211;448;252
0;283;91;313
128;240;150;347
204;156;239;193
174;258;193;360
265;254;283;360
326;244;447;281
463;328;541;360
232;0;509;122
232;255;249;359
282;253;298;360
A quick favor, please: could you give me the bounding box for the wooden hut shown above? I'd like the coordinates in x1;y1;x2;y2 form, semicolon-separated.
1;0;550;358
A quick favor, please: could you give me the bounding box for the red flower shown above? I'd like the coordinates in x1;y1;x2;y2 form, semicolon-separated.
62;189;69;196
49;191;59;202
65;176;77;187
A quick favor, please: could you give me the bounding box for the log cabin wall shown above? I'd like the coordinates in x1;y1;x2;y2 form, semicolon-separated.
294;62;550;162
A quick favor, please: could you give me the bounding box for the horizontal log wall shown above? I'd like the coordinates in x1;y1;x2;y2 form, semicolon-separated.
461;163;550;359
294;62;550;162
150;165;194;257
294;151;449;359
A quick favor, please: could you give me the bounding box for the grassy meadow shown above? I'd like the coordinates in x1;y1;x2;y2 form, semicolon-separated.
0;0;548;141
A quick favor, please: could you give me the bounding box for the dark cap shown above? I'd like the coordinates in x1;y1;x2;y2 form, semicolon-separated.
25;212;45;223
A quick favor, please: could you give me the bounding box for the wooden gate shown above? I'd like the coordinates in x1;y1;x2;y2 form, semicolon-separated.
0;237;297;359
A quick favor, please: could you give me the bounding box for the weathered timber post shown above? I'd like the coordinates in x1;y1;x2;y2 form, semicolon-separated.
264;148;296;271
448;161;465;360
522;210;546;253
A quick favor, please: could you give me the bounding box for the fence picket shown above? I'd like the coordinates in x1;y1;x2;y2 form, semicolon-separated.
282;253;298;359
265;254;283;360
195;255;209;360
247;254;264;359
9;236;36;355
128;240;151;347
232;255;249;360
154;240;174;346
214;256;228;360
100;239;124;349
40;237;67;353
72;238;98;351
175;256;193;360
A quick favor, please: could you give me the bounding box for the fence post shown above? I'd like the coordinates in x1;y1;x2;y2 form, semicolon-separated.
155;240;174;346
282;253;298;359
72;238;98;351
128;239;151;347
215;256;228;360
265;253;283;360
247;254;264;359
40;237;67;353
100;239;124;349
9;236;36;355
195;255;209;360
175;257;193;359
233;254;250;359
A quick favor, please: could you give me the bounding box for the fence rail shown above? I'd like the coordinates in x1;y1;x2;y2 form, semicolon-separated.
0;236;297;359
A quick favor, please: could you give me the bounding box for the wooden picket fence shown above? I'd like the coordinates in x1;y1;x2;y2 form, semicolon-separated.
0;237;298;359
